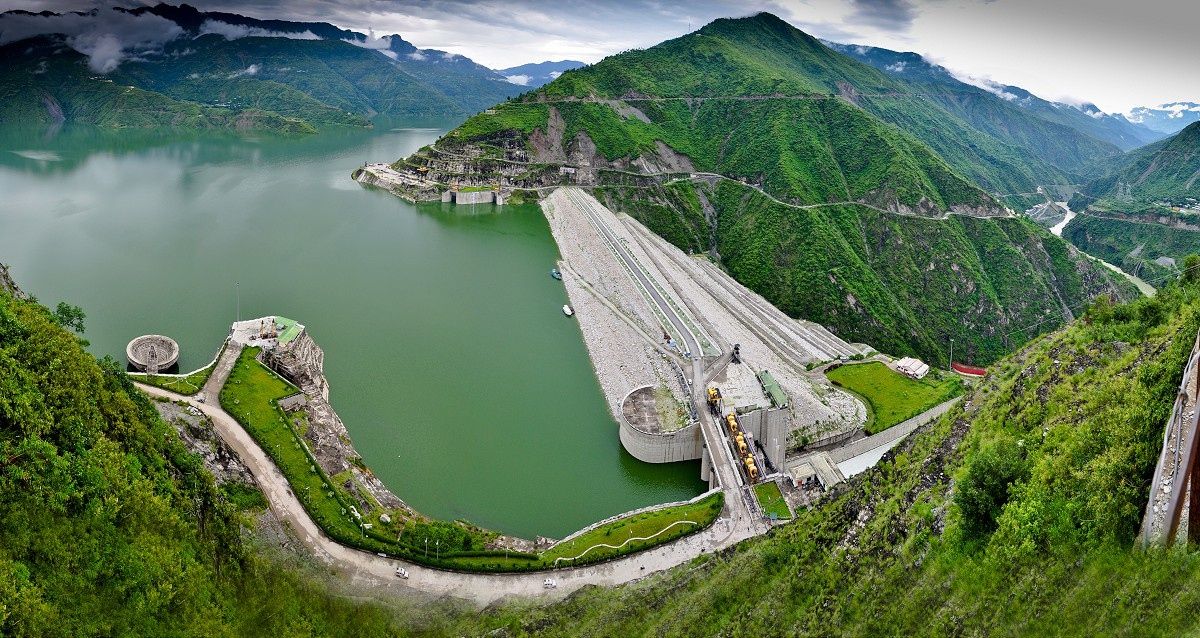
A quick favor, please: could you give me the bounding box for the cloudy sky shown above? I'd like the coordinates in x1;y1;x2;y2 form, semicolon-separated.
2;0;1196;113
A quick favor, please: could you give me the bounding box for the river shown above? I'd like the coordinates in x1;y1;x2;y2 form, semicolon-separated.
1049;200;1156;297
0;123;704;539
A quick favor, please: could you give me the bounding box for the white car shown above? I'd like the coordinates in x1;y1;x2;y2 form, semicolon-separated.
395;567;409;579
543;578;557;589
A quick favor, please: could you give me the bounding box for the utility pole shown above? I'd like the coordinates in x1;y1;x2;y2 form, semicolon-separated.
949;338;954;370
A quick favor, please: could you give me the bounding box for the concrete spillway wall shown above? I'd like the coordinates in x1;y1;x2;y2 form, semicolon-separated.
618;419;704;464
618;386;704;464
444;190;501;205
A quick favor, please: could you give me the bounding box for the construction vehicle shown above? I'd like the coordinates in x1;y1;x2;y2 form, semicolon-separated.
743;456;759;482
725;412;739;434
735;433;749;455
706;387;722;412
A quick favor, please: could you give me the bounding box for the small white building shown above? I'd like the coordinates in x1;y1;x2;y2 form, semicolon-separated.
894;357;930;380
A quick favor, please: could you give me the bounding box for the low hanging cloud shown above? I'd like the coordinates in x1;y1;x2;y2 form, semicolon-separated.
504;74;532;86
227;63;260;78
197;19;319;40
0;9;184;73
342;28;397;59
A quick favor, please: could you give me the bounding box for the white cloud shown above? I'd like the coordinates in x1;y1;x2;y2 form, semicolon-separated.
342;28;391;50
505;74;532;86
885;61;906;72
407;51;427;61
951;72;1019;101
198;19;319;41
228;63;260;78
0;9;183;73
548;71;562;79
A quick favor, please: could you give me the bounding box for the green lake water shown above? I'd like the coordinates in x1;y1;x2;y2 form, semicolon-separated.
0;123;703;539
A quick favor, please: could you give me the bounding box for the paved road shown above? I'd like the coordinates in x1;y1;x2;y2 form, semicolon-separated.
564;187;704;360
134;382;759;607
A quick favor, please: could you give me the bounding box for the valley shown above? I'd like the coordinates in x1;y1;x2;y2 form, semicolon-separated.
3;3;1200;636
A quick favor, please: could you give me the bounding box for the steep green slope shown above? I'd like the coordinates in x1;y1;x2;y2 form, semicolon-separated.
1062;123;1200;277
1079;122;1200;210
479;12;1077;196
456;273;1200;637
0;4;520;133
413;12;1135;364
0;280;434;636
829;42;1161;153
0;38;316;134
704;180;1127;365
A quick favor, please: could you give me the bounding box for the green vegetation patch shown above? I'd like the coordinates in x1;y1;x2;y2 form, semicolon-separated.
450;275;1200;637
130;364;215;395
542;493;723;564
218;347;712;572
826;361;962;434
753;481;792;520
1064;212;1197;281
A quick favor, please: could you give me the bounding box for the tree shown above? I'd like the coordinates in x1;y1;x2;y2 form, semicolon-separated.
955;439;1028;540
1182;254;1200;286
52;302;85;334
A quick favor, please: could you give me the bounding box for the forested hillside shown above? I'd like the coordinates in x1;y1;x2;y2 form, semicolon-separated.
418;12;1137;365
444;12;1108;198
451;268;1200;637
0;278;437;636
1063;123;1200;278
0;4;520;133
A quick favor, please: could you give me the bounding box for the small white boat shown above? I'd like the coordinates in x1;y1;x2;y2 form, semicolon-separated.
562;304;575;317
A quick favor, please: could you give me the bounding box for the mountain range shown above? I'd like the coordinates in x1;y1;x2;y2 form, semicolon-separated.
0;3;522;132
496;60;586;88
405;12;1137;365
1062;122;1200;278
826;41;1165;153
1126;102;1200;135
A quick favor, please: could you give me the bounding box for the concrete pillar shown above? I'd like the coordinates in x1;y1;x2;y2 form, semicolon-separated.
700;444;711;483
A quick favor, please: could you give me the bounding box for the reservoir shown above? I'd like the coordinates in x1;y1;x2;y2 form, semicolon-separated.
0;123;704;539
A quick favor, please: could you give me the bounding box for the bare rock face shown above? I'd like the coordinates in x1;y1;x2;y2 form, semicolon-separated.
0;263;26;298
265;332;410;514
154;400;255;486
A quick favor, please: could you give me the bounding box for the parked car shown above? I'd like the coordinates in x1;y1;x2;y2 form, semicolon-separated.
395;567;409;579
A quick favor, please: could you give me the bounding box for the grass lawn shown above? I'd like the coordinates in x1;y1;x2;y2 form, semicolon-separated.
826;361;963;435
541;493;723;565
753;482;791;520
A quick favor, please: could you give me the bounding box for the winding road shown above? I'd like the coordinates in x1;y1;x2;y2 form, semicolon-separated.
135;378;756;607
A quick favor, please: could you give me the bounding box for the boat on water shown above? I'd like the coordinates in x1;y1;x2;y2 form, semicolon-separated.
562;304;574;317
550;268;562;280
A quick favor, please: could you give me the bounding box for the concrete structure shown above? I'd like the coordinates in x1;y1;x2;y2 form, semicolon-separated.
619;385;708;482
278;393;308;411
442;189;500;205
737;407;788;473
126;334;180;373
